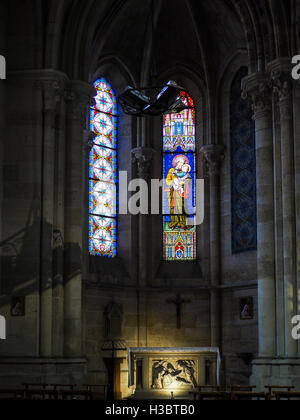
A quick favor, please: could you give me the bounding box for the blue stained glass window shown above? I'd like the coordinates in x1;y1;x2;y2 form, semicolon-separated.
89;78;118;258
231;68;257;253
163;92;197;261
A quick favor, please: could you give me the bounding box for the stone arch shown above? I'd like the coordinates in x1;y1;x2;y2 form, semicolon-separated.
270;0;291;58
216;49;258;289
291;0;300;53
90;55;137;93
228;0;291;72
229;0;259;72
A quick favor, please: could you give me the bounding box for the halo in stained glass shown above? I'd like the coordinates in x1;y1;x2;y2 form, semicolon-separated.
163;152;196;215
89;78;118;258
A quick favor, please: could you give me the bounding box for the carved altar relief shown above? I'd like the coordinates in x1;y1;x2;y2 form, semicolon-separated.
128;348;219;398
151;358;198;390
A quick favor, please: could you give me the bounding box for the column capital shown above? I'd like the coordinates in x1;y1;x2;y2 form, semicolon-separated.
36;72;67;111
131;147;156;180
83;130;97;155
268;58;293;102
200;144;226;177
66;80;96;127
242;72;272;119
267;59;294;121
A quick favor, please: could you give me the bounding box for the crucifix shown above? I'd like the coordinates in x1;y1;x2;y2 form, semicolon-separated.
167;294;191;329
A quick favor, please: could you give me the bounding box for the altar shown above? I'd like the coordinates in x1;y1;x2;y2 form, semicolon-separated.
128;348;221;399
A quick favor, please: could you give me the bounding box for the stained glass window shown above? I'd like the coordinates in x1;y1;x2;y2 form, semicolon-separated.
230;68;257;253
89;78;118;258
163;92;196;261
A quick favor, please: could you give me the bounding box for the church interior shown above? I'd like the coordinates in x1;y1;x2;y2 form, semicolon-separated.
0;0;300;401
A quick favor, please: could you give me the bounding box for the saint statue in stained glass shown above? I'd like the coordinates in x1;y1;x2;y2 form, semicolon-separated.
89;78;118;258
163;93;196;261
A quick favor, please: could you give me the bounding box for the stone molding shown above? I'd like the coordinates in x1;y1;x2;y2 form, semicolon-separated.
83;130;97;155
131;147;156;180
242;72;272;120
31;71;97;123
242;62;296;122
34;70;68;111
268;59;294;121
66;80;96;127
200;144;226;177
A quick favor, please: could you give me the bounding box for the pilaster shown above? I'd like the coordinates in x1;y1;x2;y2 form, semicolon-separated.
201;145;225;349
242;72;276;358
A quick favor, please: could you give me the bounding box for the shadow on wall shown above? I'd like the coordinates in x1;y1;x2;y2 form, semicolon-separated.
0;199;82;308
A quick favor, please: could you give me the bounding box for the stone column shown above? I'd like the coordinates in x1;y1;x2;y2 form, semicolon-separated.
64;80;95;357
131;147;155;347
272;96;285;357
37;74;66;357
295;82;300;358
82;130;97;282
242;73;276;358
0;4;5;294
52;91;68;357
201;144;225;349
270;60;297;358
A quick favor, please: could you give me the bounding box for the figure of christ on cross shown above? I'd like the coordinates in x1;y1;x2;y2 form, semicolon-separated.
167;294;191;329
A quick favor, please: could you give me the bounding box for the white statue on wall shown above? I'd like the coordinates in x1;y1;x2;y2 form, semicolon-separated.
0;315;6;340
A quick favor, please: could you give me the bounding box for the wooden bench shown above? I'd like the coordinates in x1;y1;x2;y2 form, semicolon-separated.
23;383;77;391
265;386;295;400
22;383;49;390
273;391;300;401
189;391;229;401
50;384;77;391
230;385;257;392
0;390;25;400
83;384;107;400
22;389;93;400
24;390;59;400
196;386;224;392
230;391;267;401
58;390;93;401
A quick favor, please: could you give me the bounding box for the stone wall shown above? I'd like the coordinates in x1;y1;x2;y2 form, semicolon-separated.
0;0;298;395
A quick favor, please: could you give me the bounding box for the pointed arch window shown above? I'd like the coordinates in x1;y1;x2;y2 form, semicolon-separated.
163;92;196;261
89;78;118;258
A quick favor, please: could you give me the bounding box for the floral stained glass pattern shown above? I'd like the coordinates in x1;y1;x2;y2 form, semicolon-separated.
89;78;118;258
163;93;196;261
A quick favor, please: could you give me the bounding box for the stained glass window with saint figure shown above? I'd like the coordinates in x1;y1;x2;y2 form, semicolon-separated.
89;78;118;258
163;92;196;261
